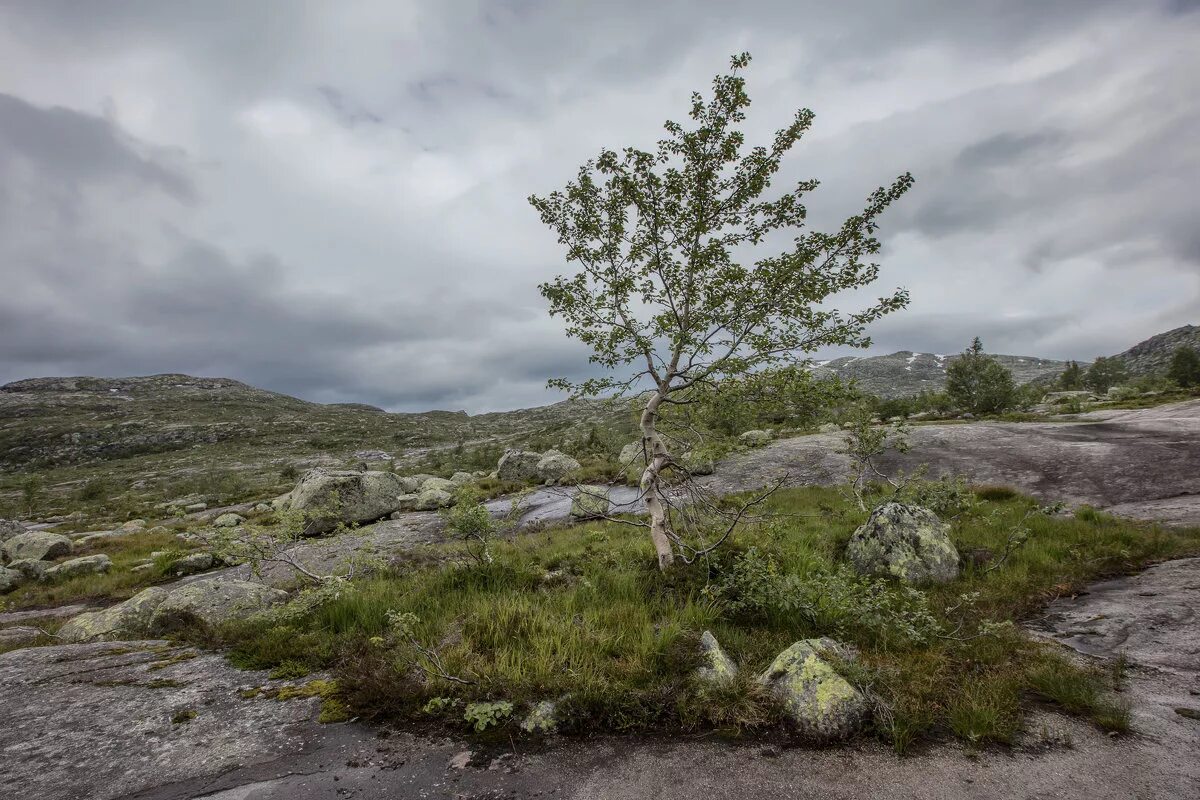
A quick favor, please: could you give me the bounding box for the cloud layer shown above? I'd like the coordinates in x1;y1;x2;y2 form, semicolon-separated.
1;1;1197;410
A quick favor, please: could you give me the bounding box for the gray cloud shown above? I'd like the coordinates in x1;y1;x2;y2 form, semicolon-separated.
0;1;1196;410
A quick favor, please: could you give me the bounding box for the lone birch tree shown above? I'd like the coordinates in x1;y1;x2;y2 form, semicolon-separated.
530;53;913;569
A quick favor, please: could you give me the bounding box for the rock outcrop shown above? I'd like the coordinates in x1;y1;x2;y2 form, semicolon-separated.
845;502;960;584
757;638;867;741
58;579;287;642
147;579;288;634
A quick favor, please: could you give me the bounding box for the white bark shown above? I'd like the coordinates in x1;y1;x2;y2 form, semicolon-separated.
639;390;675;570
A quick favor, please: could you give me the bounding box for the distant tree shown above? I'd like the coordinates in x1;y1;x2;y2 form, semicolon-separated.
945;338;1016;414
1056;360;1084;390
681;367;857;437
1168;345;1200;388
1084;356;1129;394
530;53;913;569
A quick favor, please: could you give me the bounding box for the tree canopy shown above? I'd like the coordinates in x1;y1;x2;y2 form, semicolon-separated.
530;53;913;568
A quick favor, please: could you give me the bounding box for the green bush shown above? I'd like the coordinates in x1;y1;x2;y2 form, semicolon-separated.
945;338;1016;415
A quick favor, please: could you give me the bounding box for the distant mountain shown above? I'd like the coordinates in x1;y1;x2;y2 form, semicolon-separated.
809;351;1069;398
0;373;629;471
1112;325;1200;376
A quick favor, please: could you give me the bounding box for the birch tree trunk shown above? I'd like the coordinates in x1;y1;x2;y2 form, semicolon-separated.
639;390;675;570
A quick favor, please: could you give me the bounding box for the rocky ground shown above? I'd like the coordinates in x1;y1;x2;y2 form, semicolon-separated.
4;400;1200;799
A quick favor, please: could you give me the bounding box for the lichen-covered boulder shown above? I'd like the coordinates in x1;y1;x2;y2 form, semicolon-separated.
6;558;49;581
677;451;715;476
450;471;474;486
619;442;646;483
2;531;72;563
0;519;27;542
739;430;771;448
212;513;244;528
414;487;455;511
819;423;841;434
757;638;867;741
696;630;737;684
520;700;560;734
536;450;581;483
288;468;408;535
0;567;24;593
44;554;111;581
419;477;455;494
497;449;542;482
569;486;609;519
147;579;288;634
119;519;147;532
58;586;171;643
169;552;217;576
846;502;960;584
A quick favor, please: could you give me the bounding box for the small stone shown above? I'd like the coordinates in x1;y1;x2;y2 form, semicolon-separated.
738;430;771;448
696;630;737;684
212;513;245;528
519;700;560;734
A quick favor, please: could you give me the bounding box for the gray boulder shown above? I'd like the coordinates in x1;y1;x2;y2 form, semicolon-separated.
44;554;112;581
119;519;147;532
696;630;737;684
757;638;867;741
450;471;474;486
678;450;715;476
420;477;456;494
147;579;288;634
739;430;771;448
212;513;244;528
570;486;609;519
0;519;27;542
536;450;581;483
288;468;408;535
497;449;542;482
415;487;455;511
3;531;72;563
58;587;171;643
0;567;24;593
846;502;960;584
6;558;49;581
818;423;841;434
169;552;217;576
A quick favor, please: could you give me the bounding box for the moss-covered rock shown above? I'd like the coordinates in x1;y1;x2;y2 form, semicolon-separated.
846;501;960;584
696;630;737;684
0;519;27;542
212;513;245;528
569;485;609;519
757;638;867;741
414;487;455;511
0;567;23;593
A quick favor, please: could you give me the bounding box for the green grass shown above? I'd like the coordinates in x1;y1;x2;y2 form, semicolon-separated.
204;486;1199;748
1;529;205;610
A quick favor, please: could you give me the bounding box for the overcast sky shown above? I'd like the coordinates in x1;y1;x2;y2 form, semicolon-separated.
1;1;1197;412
